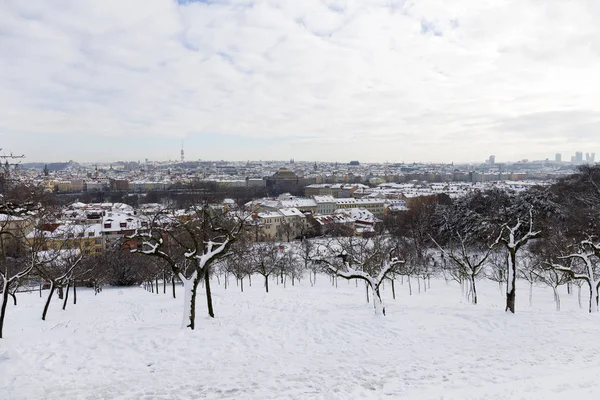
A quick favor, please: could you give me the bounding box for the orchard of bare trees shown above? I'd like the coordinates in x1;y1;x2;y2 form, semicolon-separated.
3;165;600;338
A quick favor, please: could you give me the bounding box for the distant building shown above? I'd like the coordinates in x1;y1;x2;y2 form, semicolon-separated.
575;151;583;164
586;152;596;164
265;168;302;195
54;179;84;193
555;153;562;162
349;161;360;166
109;179;129;191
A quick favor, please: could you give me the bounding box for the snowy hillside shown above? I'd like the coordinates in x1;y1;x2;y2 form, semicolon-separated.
2;277;600;400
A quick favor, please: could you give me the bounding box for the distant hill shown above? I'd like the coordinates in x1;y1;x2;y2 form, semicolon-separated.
21;161;77;171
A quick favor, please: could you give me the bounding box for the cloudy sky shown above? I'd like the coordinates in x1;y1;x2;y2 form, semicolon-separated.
1;0;599;163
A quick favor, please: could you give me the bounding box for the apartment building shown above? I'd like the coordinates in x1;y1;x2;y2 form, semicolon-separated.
252;207;308;241
333;198;386;217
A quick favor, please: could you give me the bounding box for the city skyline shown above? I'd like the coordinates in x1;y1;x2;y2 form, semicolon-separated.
16;149;599;166
1;0;600;163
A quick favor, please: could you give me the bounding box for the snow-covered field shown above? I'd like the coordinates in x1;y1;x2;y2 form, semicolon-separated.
2;276;600;400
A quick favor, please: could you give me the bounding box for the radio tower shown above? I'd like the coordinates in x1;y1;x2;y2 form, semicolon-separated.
180;141;185;163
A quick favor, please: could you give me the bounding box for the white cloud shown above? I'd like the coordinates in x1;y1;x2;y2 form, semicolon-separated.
0;0;599;162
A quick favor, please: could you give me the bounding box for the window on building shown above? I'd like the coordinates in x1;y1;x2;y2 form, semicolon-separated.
88;232;94;237
95;239;101;245
120;222;127;228
104;223;111;229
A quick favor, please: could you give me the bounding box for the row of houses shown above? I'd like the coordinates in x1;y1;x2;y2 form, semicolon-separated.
1;191;410;258
52;179;173;193
246;194;408;240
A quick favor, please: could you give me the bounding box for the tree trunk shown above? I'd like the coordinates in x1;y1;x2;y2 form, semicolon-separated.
172;276;176;299
248;274;252;287
314;271;317;284
57;285;64;300
365;282;370;303
240;277;244;293
309;272;313;287
73;280;77;305
42;282;56;321
62;281;70;311
588;282;593;313
0;281;9;338
578;284;582;308
9;292;16;306
39;280;43;298
466;279;473;302
417;276;421;293
181;273;199;329
265;274;269;293
505;249;517;314
471;275;478;305
204;267;214;318
391;279;396;300
163;271;166;294
408;275;412;296
553;287;560;311
374;287;386;316
529;281;533;307
156;275;159;295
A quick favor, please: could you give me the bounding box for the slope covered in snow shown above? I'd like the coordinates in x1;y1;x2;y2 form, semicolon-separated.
1;277;599;399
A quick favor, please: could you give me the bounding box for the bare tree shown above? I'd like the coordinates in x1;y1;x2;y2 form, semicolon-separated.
533;264;569;311
224;241;253;293
295;239;320;286
35;249;83;320
317;236;404;316
518;252;539;307
252;242;282;293
132;204;244;329
0;204;38;338
550;238;600;313
431;232;497;305
498;208;541;313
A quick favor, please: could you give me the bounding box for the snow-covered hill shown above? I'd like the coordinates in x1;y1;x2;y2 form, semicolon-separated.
1;277;599;399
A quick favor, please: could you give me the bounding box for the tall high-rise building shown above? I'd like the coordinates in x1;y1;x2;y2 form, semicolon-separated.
575;151;583;164
488;155;495;167
180;141;185;163
555;153;562;162
592;153;596;163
